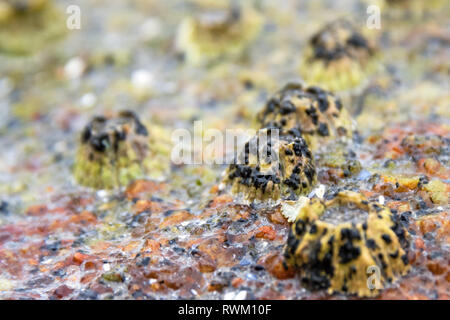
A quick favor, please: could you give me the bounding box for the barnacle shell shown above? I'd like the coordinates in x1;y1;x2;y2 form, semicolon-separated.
257;82;354;151
299;19;377;92
73;111;151;189
176;4;263;65
284;190;410;297
222;128;316;203
0;0;65;55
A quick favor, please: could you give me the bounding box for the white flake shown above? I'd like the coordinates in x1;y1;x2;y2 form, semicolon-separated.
281;196;310;223
131;70;154;91
79;93;97;109
64;57;86;80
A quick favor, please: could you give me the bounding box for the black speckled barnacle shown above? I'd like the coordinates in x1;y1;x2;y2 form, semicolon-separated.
73;110;151;190
299;19;377;92
257;82;354;151
221;128;316;203
284;190;410;297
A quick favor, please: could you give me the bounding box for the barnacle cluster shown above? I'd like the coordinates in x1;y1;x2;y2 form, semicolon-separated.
0;0;65;55
257;82;354;151
73;111;151;190
176;3;263;65
284;191;410;297
222;82;357;202
221;80;405;295
299;19;376;92
222;129;316;202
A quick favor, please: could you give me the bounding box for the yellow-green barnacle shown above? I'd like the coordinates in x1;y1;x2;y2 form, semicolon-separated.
360;0;448;22
299;19;377;92
0;0;65;55
222;129;316;203
73;111;151;190
175;4;263;65
257;82;354;151
384;0;447;18
0;0;47;17
284;191;410;297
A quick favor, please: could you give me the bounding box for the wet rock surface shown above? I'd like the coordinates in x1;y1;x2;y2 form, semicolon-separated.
0;0;448;300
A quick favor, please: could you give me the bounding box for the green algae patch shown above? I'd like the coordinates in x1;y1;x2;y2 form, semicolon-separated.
102;271;124;283
423;180;449;205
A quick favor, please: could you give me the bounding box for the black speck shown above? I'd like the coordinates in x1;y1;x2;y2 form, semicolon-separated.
317;123;329;137
381;234;392;244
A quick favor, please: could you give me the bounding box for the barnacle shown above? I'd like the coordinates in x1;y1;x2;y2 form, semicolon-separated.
175;3;263;65
222;129;316;203
0;0;65;55
257;82;354;151
73;111;152;189
284;191;410;297
384;0;448;17
0;0;47;20
299;19;377;92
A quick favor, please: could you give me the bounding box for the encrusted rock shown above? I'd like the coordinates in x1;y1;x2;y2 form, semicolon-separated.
400;134;449;157
74;110;151;189
257;82;354;151
284;190;410;297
